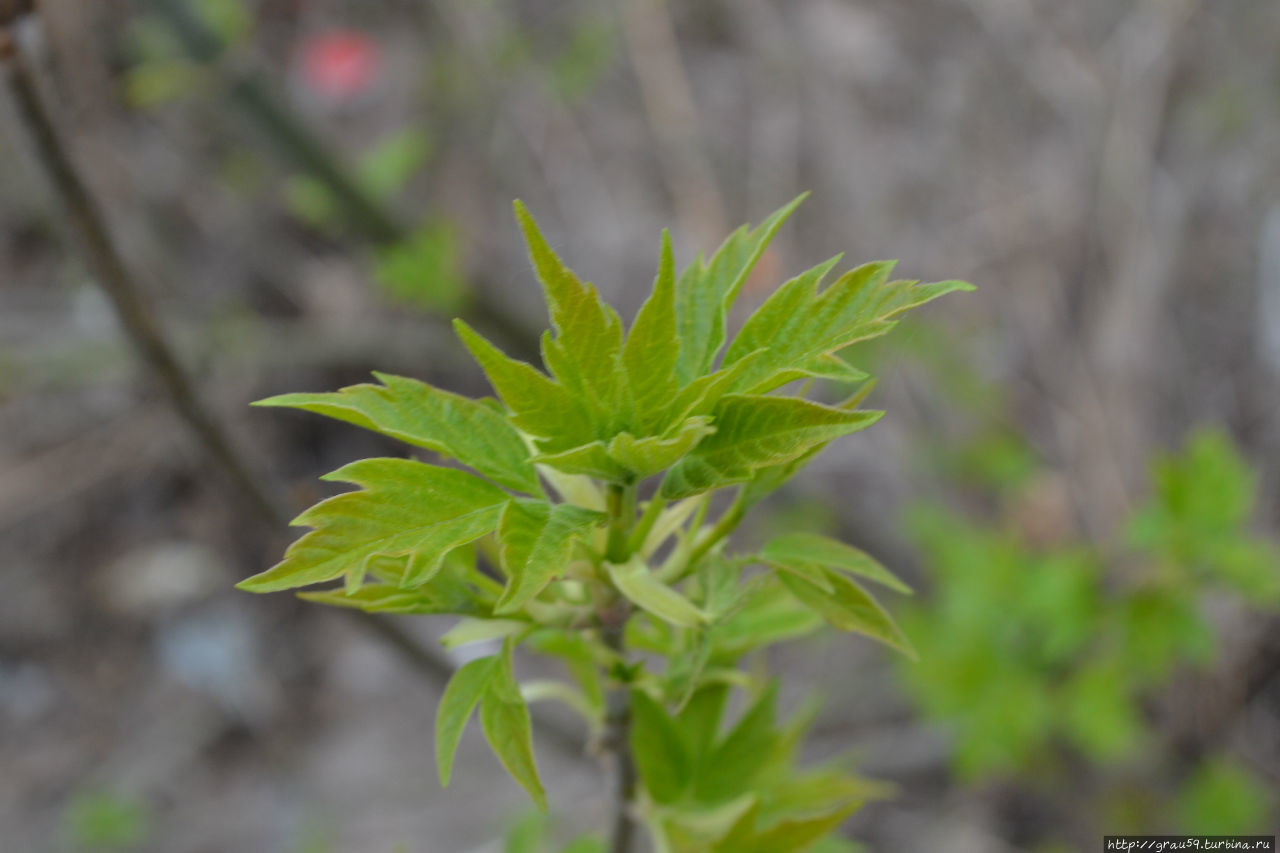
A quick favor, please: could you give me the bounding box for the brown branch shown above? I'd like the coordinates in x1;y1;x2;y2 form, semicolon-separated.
143;0;539;361
1;15;585;764
601;616;638;853
3;24;288;528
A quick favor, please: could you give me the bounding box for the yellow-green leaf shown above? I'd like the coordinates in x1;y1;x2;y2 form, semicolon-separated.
624;230;681;431
495;500;606;613
723;259;974;396
480;642;547;809
255;371;539;494
630;689;692;804
608;556;707;627
455;319;594;445
237;459;509;593
436;655;498;786
515;201;632;437
606;417;716;479
675;194;807;384
661;396;884;499
761;532;911;595
777;569;915;658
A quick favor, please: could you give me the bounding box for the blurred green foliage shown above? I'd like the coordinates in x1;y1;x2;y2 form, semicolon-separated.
122;0;252;108
284;129;433;232
502;811;606;853
900;427;1278;823
1177;758;1272;834
372;220;467;314
61;790;151;851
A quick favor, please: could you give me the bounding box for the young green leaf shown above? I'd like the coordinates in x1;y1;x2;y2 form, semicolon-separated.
608;556;707;627
298;583;482;616
761;532;911;594
712;578;825;656
454;319;593;446
778;569;916;658
441;618;529;648
661;396;884;499
606;417;716;479
723;260;975;396
713;800;861;853
678;684;730;760
237;459;509;593
254;372;540;494
503;810;547;853
480;642;548;809
514;201;632;437
674;194;807;384
436;655;498;786
623;230;681;431
695;683;780;803
495;500;606;613
630;689;692;803
526;629;606;713
533;440;631;481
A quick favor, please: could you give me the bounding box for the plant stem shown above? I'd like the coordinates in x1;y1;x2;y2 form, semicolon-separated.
605;482;638;563
601;616;638;853
683;492;748;571
626;495;668;555
600;480;639;852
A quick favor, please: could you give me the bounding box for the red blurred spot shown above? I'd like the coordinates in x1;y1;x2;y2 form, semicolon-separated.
298;30;380;101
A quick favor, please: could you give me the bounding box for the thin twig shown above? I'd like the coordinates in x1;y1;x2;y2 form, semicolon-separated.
2;15;584;762
601;617;638;853
3;26;287;528
143;0;539;360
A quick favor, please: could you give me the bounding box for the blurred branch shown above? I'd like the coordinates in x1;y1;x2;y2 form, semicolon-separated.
142;0;539;359
2;20;287;528
1;11;585;762
619;0;727;249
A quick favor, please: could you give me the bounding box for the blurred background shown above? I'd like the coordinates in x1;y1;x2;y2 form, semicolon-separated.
2;0;1279;850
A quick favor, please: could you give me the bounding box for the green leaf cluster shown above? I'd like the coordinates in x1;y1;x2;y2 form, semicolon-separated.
901;429;1280;790
626;683;886;852
241;196;969;844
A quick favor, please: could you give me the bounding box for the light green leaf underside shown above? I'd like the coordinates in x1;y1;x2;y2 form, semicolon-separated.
255;371;539;494
608;556;707;626
480;642;548;809
441;618;529;648
237;458;508;593
675;194;807;385
712;578;825;655
723;259;975;396
436;655;497;786
606;417;716;479
516;200;632;438
661;396;884;499
496;500;606;614
533;441;630;481
777;569;916;658
761;532;912;594
298;582;480;615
